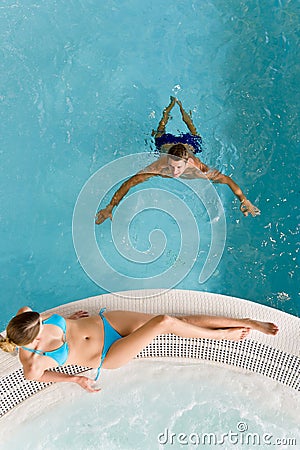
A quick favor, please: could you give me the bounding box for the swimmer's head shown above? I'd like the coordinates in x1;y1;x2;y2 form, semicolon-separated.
168;144;190;178
0;312;41;353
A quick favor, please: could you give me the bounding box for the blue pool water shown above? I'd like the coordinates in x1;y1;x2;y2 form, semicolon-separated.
1;0;299;329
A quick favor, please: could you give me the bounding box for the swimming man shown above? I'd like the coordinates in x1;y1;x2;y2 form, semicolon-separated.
96;97;260;224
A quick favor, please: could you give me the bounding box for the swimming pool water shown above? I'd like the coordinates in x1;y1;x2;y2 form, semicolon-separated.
1;0;299;328
2;360;299;450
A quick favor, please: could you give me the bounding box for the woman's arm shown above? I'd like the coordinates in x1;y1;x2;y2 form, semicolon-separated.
22;362;99;393
35;370;100;393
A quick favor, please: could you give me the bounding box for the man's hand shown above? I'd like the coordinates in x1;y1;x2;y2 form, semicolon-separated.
95;205;113;224
68;310;89;320
240;199;261;217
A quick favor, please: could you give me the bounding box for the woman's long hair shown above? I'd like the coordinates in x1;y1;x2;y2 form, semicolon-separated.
0;311;40;353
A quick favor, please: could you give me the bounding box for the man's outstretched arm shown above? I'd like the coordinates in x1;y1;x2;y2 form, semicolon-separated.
96;172;157;224
191;158;261;217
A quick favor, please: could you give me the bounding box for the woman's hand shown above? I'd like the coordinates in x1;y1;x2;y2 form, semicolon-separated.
75;376;101;393
68;310;89;320
240;199;261;217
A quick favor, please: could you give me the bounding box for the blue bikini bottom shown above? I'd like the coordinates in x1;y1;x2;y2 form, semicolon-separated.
94;308;122;380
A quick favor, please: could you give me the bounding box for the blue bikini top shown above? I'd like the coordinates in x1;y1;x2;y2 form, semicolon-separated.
21;314;69;366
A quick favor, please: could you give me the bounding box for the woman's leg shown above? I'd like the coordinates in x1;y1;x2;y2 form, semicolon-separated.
177;99;199;136
102;314;250;369
104;310;278;338
177;314;279;335
152;96;177;138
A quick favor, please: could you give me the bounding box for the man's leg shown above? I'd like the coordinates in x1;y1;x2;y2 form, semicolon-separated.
177;99;200;136
152;96;177;138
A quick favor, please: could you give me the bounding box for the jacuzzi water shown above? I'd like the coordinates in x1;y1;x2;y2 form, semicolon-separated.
1;0;299;329
2;360;299;450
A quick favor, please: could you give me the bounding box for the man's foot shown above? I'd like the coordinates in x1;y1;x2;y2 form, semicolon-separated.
219;327;250;341
176;98;186;112
244;319;279;335
168;96;177;108
177;99;194;121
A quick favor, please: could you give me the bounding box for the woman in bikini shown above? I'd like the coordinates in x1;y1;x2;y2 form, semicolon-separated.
0;306;278;392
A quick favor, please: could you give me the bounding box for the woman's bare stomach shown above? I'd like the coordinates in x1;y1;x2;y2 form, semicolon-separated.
65;316;104;368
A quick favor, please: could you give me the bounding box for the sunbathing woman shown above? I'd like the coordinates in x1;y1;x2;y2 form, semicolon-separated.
0;306;278;392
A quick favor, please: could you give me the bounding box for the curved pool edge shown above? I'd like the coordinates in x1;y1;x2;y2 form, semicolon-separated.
1;289;299;422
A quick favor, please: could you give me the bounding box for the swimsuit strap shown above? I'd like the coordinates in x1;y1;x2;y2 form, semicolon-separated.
21;346;44;356
94;364;102;381
99;307;106;317
95;308;107;380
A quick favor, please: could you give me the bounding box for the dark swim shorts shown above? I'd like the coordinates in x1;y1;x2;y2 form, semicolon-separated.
155;133;203;153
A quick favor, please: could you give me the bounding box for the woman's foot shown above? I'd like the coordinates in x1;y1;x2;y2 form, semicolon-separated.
218;327;250;341
244;319;279;335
